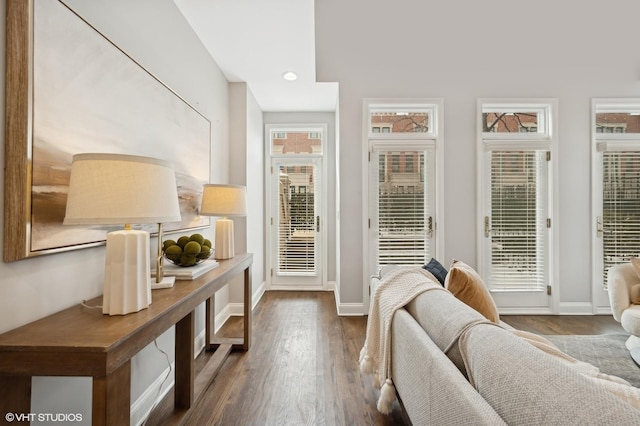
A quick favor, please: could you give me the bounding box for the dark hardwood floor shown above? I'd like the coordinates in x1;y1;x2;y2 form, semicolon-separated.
147;291;625;425
501;314;625;335
147;291;410;425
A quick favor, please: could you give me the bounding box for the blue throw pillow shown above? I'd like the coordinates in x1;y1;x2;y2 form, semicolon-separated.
422;258;447;286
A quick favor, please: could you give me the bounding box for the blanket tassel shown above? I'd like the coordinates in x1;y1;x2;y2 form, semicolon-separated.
359;348;375;374
377;378;396;414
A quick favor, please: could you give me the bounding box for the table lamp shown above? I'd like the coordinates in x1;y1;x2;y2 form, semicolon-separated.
64;153;182;315
199;184;247;260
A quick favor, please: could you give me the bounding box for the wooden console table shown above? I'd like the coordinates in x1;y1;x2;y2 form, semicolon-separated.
0;253;252;425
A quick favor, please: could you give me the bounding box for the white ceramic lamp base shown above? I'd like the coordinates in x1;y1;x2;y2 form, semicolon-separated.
214;218;234;260
102;229;152;315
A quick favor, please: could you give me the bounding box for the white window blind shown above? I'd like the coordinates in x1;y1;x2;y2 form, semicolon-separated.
278;164;316;273
377;151;431;265
601;151;640;285
486;150;548;291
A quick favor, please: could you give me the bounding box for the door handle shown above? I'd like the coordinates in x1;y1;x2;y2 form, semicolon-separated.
596;216;603;238
484;216;491;238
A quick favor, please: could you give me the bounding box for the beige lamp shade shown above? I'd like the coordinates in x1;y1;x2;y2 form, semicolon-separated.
63;153;182;316
200;184;247;217
199;184;247;260
64;153;182;226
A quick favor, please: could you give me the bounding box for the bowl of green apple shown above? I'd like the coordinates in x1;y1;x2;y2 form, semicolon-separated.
162;233;213;267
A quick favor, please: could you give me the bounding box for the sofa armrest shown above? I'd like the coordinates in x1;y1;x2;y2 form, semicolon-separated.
391;309;506;425
370;265;404;294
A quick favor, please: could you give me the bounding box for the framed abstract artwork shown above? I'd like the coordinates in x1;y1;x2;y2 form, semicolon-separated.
4;0;211;261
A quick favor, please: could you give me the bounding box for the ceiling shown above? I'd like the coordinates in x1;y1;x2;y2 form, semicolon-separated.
174;0;338;112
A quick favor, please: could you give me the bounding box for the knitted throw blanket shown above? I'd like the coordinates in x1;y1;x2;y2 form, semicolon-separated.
509;329;640;410
359;267;443;414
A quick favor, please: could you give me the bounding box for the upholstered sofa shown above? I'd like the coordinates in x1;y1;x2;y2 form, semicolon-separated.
369;264;640;426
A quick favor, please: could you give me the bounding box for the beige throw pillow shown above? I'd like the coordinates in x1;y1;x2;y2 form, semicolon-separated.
445;259;500;323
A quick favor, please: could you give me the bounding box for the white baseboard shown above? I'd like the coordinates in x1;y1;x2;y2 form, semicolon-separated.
337;303;366;316
497;307;554;315
270;285;326;291
333;287;365;316
498;302;610;315
252;280;266;310
228;302;245;316
327;280;336;291
212;281;265;332
131;362;175;426
497;302;613;315
195;329;206;355
593;306;612;315
215;302;233;333
558;302;595;315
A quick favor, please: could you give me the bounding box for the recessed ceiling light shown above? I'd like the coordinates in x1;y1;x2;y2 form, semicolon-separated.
282;71;298;81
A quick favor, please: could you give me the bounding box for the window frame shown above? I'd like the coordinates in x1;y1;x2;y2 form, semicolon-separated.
268;125;325;157
362;99;444;314
481;104;550;139
264;123;328;292
368;103;437;139
591;99;640;312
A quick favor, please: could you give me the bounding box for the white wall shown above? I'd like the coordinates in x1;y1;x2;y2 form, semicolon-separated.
229;82;266;306
0;0;231;423
315;0;640;312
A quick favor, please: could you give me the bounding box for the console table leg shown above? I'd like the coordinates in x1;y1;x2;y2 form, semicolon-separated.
0;376;30;421
175;311;194;409
205;294;215;349
243;266;252;350
92;361;131;426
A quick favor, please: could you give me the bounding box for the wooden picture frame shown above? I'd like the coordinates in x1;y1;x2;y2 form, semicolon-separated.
4;0;211;262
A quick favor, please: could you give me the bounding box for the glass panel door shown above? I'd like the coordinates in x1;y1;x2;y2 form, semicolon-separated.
271;158;322;288
479;99;556;312
601;152;640;286
486;151;547;291
481;149;550;308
